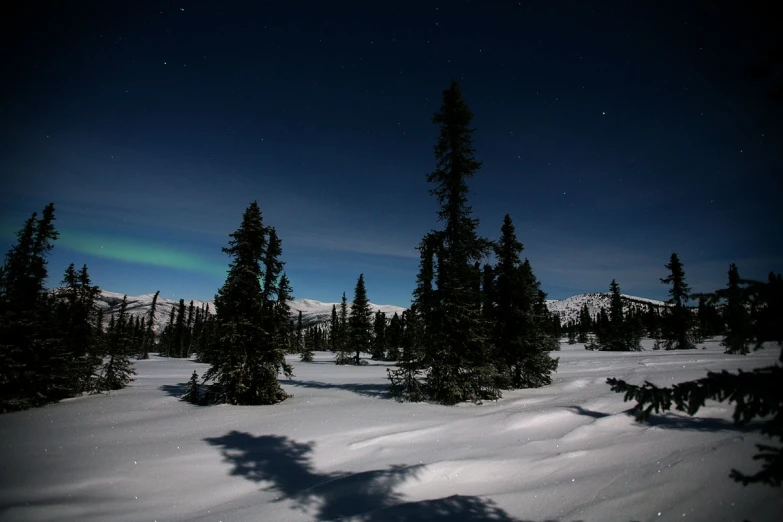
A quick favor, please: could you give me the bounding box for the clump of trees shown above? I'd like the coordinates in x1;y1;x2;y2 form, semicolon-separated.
587;280;643;351
0;204;137;412
387;81;559;405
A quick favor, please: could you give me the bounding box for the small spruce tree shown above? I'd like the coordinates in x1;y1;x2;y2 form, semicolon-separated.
722;263;751;354
183;370;201;404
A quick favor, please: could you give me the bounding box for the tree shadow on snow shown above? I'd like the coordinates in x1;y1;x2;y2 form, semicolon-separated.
279;379;391;399
567;406;611;419
159;383;187;398
204;431;569;521
640;412;764;433
568;406;763;433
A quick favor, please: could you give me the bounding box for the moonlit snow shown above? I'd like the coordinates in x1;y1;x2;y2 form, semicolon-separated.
1;340;781;521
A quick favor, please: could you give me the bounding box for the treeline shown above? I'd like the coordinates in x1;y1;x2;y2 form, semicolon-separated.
561;255;774;355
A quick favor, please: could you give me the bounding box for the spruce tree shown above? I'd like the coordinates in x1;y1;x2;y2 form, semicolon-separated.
163;306;175;356
576;304;591;343
329;304;339;352
274;273;294;354
722;263;751;354
261;228;284;301
183;370;201;404
0;204;62;411
202;201;292;405
386;311;403;361
387;305;425;401
184;300;195;355
660;253;697;350
404;80;496;404
335;292;351;365
58;263;101;393
99;295;136;391
300;330;314;362
172;299;186;357
142;290;160;359
491;215;559;388
348;274;373;365
296;310;304;353
371;310;387;360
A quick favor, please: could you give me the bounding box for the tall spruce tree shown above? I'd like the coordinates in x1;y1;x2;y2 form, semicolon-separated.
99;295;136;391
348;273;373;365
163;306;176;356
386;311;403;361
203;201;292;405
274;273;294;355
184;300;195;355
172;298;187;357
329;304;339;352
660;253;696;350
388;305;425;401
408;80;496;404
491;215;559;388
371;310;387;360
142;290;160;359
295;310;304;353
57;263;102;393
722;263;751;354
335;292;351;364
577;303;591;343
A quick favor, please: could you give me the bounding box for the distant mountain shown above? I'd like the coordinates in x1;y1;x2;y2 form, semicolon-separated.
95;290;664;333
95;291;406;333
546;293;666;325
288;298;406;327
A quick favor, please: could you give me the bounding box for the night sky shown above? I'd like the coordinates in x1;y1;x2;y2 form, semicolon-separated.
1;1;780;307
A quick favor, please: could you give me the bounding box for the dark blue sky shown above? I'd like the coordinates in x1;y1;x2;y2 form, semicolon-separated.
1;1;780;307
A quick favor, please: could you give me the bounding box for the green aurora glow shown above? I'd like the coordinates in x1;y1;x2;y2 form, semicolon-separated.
59;230;226;276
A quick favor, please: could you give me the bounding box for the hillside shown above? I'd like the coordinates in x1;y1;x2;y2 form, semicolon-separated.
546;293;667;324
95;291;406;333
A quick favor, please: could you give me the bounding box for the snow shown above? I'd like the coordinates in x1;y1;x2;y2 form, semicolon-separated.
1;340;781;521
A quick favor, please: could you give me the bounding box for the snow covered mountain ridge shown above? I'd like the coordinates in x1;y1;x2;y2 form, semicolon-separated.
546;293;667;324
95;291;407;333
95;290;666;333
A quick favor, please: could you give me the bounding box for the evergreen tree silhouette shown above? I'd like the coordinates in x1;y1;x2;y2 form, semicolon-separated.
407;80;496;404
203;201;292;405
348;274;372;365
660;253;696;350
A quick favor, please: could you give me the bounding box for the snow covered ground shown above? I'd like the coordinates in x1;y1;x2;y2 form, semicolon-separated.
1;340;781;522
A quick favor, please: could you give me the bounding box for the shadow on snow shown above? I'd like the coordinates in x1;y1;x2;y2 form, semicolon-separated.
159;383;188;399
280;379;392;399
204;431;567;521
569;406;764;433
